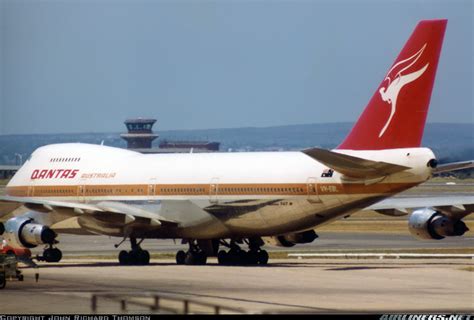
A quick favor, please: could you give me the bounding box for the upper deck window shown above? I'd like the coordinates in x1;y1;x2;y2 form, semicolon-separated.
50;157;81;163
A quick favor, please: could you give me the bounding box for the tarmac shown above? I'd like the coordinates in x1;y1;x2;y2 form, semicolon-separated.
1;258;473;314
1;181;473;314
49;232;474;257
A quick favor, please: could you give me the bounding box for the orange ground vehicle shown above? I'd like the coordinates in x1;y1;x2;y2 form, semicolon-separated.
0;241;32;258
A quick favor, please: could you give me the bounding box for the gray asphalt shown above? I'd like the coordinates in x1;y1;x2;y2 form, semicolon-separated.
2;258;472;314
34;231;472;259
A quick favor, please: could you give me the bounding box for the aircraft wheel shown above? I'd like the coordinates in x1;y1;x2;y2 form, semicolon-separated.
176;250;186;265
138;250;150;265
257;250;269;265
128;250;140;265
43;248;54;262
184;250;207;265
43;248;62;263
217;250;228;265
197;251;207;265
184;251;196;265
0;272;5;289
226;249;237;265
246;250;259;265
238;250;249;265
51;248;62;262
227;248;245;265
118;250;130;265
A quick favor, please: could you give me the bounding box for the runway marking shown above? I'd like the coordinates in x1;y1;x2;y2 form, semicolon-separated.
288;253;474;259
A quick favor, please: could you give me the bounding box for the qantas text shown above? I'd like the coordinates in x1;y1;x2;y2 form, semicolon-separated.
31;169;79;180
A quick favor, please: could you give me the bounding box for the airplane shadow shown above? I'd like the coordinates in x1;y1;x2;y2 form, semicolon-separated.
20;262;178;268
19;260;471;269
324;266;400;271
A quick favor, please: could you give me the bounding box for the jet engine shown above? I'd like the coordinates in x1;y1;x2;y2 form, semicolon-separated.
2;216;57;248
408;208;469;240
266;230;318;247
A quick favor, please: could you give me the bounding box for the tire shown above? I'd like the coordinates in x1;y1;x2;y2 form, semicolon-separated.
237;250;248;265
217;250;228;265
184;251;195;265
43;248;53;262
128;250;139;265
43;248;62;263
176;250;186;265
257;250;269;265
197;251;207;265
51;248;62;262
118;250;130;265
138;250;150;265
247;251;259;265
0;272;5;289
184;251;206;265
227;248;244;266
226;250;237;266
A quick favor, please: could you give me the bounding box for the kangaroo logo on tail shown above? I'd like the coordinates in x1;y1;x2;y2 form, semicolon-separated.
378;43;429;137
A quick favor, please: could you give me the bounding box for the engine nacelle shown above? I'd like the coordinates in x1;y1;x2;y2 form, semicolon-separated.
3;216;57;249
408;208;469;240
267;230;318;247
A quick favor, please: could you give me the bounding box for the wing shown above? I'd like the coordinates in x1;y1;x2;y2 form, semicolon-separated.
432;160;474;174
0;196;179;227
366;195;474;220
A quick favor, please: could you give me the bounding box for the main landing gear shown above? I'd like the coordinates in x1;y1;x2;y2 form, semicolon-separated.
174;238;269;266
175;240;207;266
39;245;62;263
117;238;150;266
217;239;268;266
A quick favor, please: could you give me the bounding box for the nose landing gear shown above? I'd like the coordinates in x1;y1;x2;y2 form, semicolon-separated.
117;238;150;266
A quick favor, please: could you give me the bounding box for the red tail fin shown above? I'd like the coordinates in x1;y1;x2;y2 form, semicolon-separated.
338;19;447;150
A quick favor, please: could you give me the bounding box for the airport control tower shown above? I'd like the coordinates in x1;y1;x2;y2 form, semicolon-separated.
120;118;159;149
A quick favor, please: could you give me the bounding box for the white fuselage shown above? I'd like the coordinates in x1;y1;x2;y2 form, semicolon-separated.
6;143;435;238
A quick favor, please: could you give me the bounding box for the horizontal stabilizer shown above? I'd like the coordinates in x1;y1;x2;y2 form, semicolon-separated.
433;160;474;174
302;148;411;179
367;195;474;220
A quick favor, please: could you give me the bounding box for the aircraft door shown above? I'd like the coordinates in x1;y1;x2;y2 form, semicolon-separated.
27;185;34;197
307;177;321;203
148;178;157;203
209;178;219;204
148;178;156;196
77;180;87;203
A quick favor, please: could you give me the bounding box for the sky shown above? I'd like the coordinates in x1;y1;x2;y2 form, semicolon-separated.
0;0;472;135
